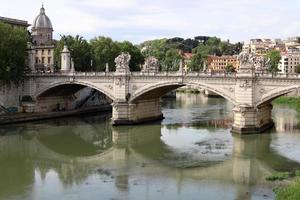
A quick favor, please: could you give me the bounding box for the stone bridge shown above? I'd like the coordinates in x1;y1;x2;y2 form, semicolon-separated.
21;52;300;134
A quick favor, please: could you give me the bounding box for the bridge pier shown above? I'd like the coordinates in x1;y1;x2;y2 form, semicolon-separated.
112;98;163;125
231;103;274;134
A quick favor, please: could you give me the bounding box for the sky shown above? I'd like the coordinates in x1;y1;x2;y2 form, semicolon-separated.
1;0;300;44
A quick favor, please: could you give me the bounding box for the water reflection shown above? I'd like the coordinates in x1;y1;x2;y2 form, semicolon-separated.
0;94;300;200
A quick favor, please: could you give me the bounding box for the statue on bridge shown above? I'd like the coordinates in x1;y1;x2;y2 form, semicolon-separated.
238;51;269;73
142;57;159;73
115;52;131;73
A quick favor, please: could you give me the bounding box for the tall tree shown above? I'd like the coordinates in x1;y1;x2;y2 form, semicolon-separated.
162;49;182;71
117;41;144;71
188;52;205;71
90;36;120;71
266;50;281;73
295;64;300;74
54;35;92;71
139;39;168;63
0;22;29;85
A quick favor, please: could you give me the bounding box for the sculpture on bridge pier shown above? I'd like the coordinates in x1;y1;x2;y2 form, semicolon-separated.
141;57;159;73
115;52;131;74
238;51;269;73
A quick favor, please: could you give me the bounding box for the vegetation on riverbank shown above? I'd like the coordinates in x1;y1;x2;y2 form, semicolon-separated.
265;169;300;199
271;97;300;199
273;174;300;200
272;96;300;111
176;88;200;94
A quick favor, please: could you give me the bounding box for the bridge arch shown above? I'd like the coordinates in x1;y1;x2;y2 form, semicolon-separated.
34;80;115;101
130;81;238;105
256;85;300;107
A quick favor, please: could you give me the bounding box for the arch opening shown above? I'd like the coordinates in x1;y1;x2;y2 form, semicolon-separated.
130;82;237;106
256;86;300;107
35;83;113;113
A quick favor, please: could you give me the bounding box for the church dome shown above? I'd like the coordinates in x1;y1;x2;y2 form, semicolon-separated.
32;5;53;29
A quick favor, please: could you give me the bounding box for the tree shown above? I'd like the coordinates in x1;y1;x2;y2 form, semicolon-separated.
0;22;29;85
54;35;92;71
295;64;300;74
266;50;281;73
162;49;182;71
188;52;205;71
225;64;235;73
117;41;144;71
90;36;120;71
139;39;169;63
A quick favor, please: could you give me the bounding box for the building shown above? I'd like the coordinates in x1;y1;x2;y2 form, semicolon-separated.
0;16;30;29
207;55;239;73
30;5;55;72
278;52;300;74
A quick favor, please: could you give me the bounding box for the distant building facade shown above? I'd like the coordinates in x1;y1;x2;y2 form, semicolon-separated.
0;16;30;29
278;52;300;74
207;55;239;73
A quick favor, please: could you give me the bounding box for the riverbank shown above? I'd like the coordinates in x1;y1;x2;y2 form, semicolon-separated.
266;171;300;200
0;104;112;125
273;96;300;111
270;97;300;199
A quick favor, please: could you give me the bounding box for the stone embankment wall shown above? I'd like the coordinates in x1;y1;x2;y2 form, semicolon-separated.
36;87;112;112
0;86;112;114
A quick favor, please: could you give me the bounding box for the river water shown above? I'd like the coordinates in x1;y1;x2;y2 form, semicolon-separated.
0;93;300;200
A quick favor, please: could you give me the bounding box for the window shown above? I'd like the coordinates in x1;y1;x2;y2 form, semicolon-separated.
42;57;45;64
42;50;44;55
48;57;51;64
48;50;51;55
35;57;38;64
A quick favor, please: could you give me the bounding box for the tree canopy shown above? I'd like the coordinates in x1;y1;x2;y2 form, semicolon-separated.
0;22;29;85
266;50;281;73
54;35;92;71
90;36;120;71
117;41;144;71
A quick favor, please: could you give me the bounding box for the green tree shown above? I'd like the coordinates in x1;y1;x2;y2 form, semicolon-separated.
225;64;235;73
0;22;29;85
188;52;205;71
266;50;281;73
139;39;168;63
90;36;120;71
295;64;300;74
117;41;144;71
162;49;182;71
54;35;92;71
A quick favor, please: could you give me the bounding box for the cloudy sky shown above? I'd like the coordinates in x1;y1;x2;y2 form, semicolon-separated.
1;0;300;43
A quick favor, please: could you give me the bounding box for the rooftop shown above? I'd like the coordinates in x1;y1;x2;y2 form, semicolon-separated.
0;16;30;27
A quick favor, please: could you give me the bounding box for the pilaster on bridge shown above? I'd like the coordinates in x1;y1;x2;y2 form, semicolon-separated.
231;56;274;134
111;54;163;125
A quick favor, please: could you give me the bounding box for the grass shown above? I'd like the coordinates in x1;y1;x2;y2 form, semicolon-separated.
266;172;290;181
266;170;300;200
274;178;300;200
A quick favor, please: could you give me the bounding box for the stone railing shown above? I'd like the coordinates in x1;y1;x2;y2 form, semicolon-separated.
254;73;300;79
29;70;300;79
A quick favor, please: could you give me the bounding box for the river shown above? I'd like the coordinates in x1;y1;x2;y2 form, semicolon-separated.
0;93;300;200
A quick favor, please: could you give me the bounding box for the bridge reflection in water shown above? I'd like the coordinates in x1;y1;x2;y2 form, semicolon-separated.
0;110;300;200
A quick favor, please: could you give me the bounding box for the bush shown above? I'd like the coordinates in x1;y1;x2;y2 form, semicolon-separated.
266;172;290;181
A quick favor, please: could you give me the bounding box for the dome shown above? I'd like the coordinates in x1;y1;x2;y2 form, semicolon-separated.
32;5;53;29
